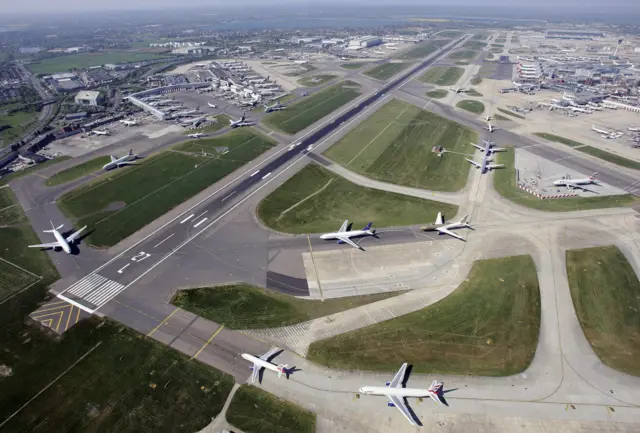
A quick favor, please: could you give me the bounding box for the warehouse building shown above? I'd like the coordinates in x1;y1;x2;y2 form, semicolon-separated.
74;90;103;106
349;36;382;49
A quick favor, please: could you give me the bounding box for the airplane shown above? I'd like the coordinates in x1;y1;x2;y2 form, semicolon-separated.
241;348;293;384
264;102;286;113
484;123;498;133
174;106;200;117
449;87;468;93
483;115;492;122
207;101;217;108
319;220;376;250
229;113;253;128
179;115;208;127
359;363;445;426
466;155;504;173
187;132;206;139
103;149;138;170
90;129;109;136
420;212;472;241
552;172;599;193
470;140;506;155
120;119;138;127
28;221;87;254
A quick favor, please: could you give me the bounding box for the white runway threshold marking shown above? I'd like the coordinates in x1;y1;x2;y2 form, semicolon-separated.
262;172;272;180
193;218;208;228
153;233;174;248
180;214;195;224
62;273;126;309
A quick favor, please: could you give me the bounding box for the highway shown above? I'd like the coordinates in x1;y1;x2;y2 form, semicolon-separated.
56;36;470;313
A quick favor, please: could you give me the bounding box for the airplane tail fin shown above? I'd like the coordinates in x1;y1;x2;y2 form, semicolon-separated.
362;222;373;231
428;380;446;405
590;172;599;179
435;212;443;225
277;364;289;379
44;221;63;233
460;215;469;225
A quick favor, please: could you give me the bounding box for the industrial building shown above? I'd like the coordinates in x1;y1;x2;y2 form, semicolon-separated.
348;36;382;49
74;90;103;106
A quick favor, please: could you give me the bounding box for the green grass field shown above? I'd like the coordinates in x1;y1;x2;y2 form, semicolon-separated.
28;51;170;75
324;98;475;191
0;194;234;433
227;386;316;433
472;33;489;40
0;110;38;146
497;108;525;119
396;40;449;59
425;89;448;99
45;156;110;186
59;129;275;247
470;77;482;85
257;163;457;234
448;50;477;60
495;38;507;43
493;148;639;211
438;30;463;38
363;62;412;80
308;255;541;376
340;62;368;69
0;186;26;226
534;133;640;171
419;66;464;86
494;114;511;121
456;100;485;114
490;47;504;53
566;246;640;376
171;284;403;329
465;89;483;97
455;61;470;65
491;44;505;48
264;81;361;135
297;74;337;87
463;41;488;50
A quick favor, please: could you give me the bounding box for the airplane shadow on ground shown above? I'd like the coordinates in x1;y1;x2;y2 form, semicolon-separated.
60;228;94;256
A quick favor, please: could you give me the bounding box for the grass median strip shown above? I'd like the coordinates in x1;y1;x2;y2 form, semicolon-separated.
297;74;336;87
307;255;541;376
497;107;525;119
566;246;640;376
258;163;457;234
45;156;111;186
493;147;639;211
419;66;464;86
171;284;403;329
263;81;361;135
425;89;448;99
456;100;485;114
396;39;449;59
325;98;475;191
363;62;412;80
227;385;316;433
58;129;275;247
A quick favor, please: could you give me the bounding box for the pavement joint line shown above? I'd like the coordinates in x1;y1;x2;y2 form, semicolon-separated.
192;325;225;359
146;307;181;337
307;234;324;301
0;342;102;430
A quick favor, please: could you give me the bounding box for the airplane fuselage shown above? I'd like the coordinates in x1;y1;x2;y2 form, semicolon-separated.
241;353;286;374
103;155;135;170
52;229;72;253
320;230;371;241
359;386;433;398
553;178;595;187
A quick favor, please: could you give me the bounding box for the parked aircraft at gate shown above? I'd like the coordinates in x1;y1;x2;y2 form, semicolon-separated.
359;363;446;426
553;173;600;193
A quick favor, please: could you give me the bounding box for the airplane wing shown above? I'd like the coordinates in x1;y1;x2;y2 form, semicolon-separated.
491;147;507;152
117;161;136;167
487;164;505;170
28;241;61;249
387;395;417;426
251;365;261;384
389;362;408;387
436;227;465;241
65;226;87;243
471;143;484;151
338;220;348;233
110;155;117;162
260;347;280;361
336;236;361;250
466;158;481;168
572;184;600;194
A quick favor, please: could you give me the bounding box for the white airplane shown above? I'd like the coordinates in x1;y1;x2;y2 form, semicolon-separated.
483;115;492;122
359;363;445;426
264;102;286;113
484;123;498;132
466;155;504;173
319;220;376;250
420;212;472;241
470;140;506;154
175;106;200;117
187;132;206;139
207;101;217;108
553;172;599;193
229;113;252;128
592;125;611;135
103;149;138;170
120;119;138;127
90;129;109;136
28;221;87;254
241;348;292;384
449;87;468;93
179;115;208;127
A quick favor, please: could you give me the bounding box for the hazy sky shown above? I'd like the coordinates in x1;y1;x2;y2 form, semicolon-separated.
3;0;639;14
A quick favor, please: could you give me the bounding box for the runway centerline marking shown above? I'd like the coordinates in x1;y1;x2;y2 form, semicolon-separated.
117;264;130;274
250;170;260;177
222;191;236;202
146;307;180;337
192;325;225;359
180;214;195;224
261;172;272;180
153;233;175;248
193;218;208;228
